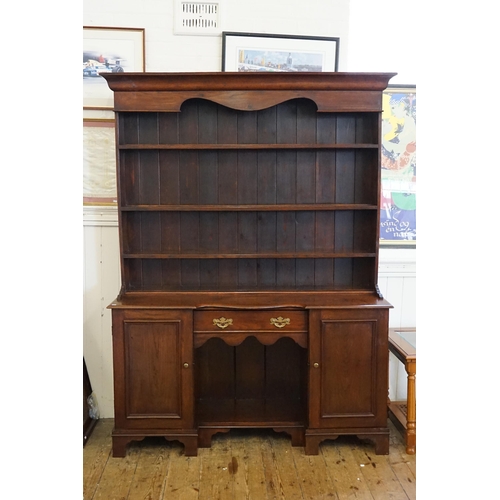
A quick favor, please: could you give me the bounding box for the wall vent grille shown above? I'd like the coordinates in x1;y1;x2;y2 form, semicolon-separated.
174;2;221;35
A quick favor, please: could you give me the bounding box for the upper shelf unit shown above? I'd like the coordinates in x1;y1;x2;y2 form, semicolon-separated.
102;72;396;293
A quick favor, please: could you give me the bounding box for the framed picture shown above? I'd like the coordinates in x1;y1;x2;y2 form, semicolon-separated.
83;26;145;109
380;85;416;246
222;32;339;72
83;119;117;205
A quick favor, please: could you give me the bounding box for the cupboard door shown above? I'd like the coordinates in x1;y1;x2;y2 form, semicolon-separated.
308;308;388;429
113;309;194;430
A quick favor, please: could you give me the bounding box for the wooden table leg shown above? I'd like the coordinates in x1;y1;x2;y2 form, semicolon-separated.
405;359;416;454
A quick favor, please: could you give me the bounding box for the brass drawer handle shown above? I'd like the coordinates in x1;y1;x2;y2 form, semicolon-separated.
270;316;290;328
213;317;233;329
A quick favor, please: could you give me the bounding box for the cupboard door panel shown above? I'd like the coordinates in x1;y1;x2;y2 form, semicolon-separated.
113;310;193;429
320;320;374;416
125;321;181;416
309;309;388;428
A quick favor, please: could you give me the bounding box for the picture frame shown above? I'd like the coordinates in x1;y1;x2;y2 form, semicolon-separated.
83;119;117;205
83;26;145;109
221;32;339;72
380;85;416;246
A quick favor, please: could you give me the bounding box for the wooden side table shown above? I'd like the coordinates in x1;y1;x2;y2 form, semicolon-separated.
388;328;416;454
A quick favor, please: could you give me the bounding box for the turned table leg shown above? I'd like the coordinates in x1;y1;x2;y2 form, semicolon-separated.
405;359;416;454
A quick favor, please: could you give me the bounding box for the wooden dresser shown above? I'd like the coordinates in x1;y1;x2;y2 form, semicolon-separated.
102;71;395;457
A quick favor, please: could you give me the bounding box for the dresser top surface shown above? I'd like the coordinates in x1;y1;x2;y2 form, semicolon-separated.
101;71;397;92
108;291;392;310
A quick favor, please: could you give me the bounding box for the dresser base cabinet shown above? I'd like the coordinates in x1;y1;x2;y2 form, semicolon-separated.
109;295;391;457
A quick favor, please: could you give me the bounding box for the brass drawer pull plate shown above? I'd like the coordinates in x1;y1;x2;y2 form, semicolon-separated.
213;317;233;329
270;316;291;328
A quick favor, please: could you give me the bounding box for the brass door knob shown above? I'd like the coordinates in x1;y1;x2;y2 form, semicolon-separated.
183;362;189;368
313;362;319;368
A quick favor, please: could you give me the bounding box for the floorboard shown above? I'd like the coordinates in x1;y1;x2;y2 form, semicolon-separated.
127;438;171;499
83;420;416;500
231;430;269;500
162;443;201;499
321;437;373;500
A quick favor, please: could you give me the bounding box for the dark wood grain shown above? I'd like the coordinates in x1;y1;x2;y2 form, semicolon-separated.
106;72;394;457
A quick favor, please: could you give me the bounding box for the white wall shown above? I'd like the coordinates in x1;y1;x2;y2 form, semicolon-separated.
83;210;120;417
347;0;416;84
84;0;351;72
83;0;416;418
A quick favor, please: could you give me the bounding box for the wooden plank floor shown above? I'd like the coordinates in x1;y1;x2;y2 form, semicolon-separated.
84;420;415;500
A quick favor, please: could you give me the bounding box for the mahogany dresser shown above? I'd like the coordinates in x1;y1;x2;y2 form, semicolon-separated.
102;71;395;457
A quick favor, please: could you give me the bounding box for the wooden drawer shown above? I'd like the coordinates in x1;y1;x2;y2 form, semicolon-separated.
194;310;307;333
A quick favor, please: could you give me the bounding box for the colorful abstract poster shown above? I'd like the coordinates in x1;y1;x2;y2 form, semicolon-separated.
380;87;416;244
